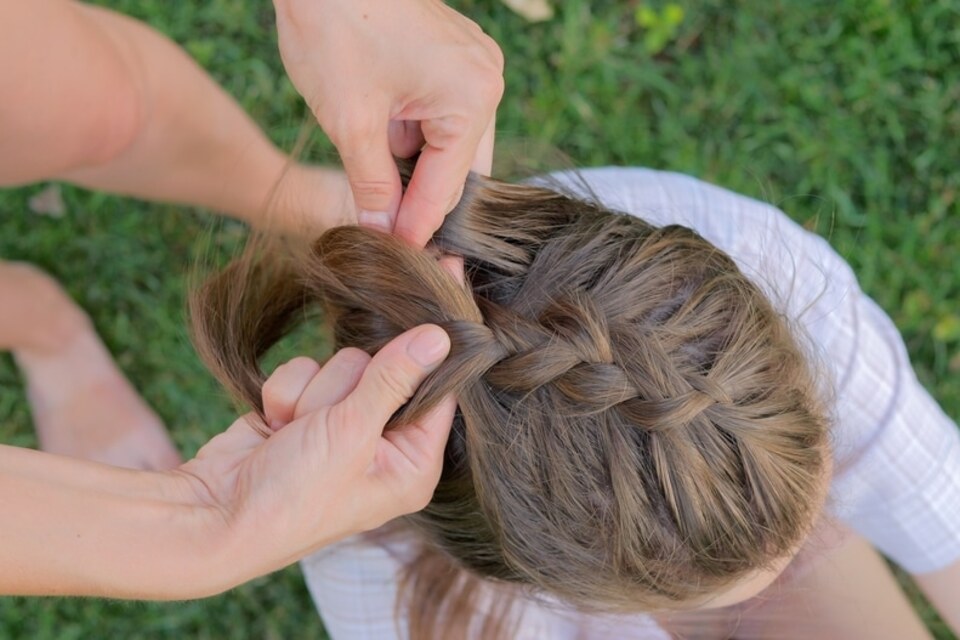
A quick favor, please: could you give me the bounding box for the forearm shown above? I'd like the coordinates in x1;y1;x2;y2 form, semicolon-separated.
0;444;235;599
0;1;350;232
58;4;287;225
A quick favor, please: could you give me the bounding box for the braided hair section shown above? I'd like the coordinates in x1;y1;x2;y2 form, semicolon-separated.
192;170;829;635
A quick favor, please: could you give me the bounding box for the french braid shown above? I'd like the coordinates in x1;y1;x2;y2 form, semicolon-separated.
193;168;829;639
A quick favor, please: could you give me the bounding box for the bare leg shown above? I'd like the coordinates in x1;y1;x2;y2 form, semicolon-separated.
656;522;932;640
0;263;181;470
915;558;960;635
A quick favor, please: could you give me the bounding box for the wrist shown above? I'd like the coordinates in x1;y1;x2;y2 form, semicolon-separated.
0;446;247;599
90;467;244;599
162;468;259;597
260;165;354;234
165;464;321;597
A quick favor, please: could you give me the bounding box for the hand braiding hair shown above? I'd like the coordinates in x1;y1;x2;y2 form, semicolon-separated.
192;168;829;638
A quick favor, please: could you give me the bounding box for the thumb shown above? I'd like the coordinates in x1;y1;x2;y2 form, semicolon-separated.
334;116;403;232
330;324;451;439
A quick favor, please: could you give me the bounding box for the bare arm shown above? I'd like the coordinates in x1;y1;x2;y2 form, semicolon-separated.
0;326;452;599
0;445;232;599
0;0;349;231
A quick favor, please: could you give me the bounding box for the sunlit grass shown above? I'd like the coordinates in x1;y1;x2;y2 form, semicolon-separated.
1;0;956;637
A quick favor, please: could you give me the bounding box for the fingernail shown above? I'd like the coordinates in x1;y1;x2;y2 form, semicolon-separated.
358;210;393;232
407;326;451;368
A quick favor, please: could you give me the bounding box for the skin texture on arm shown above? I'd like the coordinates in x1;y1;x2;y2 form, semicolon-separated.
0;326;454;599
0;446;220;599
0;0;350;232
274;0;503;245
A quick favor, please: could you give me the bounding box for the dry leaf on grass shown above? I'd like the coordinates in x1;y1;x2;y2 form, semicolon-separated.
501;0;553;22
28;183;67;218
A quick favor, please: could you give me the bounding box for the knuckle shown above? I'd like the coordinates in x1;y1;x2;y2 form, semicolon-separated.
263;357;317;407
261;373;291;406
303;407;335;449
463;15;485;36
423;114;471;149
331;112;381;148
463;33;505;108
272;356;317;381
324;403;377;458
372;360;417;405
335;347;372;370
478;69;505;107
481;33;506;73
287;355;321;372
350;178;395;203
326;401;351;430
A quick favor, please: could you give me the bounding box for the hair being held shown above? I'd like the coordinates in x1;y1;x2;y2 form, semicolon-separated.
191;165;829;639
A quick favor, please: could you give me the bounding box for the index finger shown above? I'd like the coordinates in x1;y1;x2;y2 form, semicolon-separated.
393;120;485;246
332;112;403;232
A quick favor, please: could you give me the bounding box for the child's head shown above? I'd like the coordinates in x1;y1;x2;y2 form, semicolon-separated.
193;171;829;625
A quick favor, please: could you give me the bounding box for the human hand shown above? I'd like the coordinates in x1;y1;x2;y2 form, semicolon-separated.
265;166;356;235
273;0;504;246
174;324;454;585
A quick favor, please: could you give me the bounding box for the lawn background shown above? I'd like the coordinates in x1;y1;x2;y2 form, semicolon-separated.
0;0;957;637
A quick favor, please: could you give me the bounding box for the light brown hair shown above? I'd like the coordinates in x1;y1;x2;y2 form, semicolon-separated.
192;167;829;638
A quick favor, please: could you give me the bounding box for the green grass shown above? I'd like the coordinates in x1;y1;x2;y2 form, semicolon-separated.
1;0;957;637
